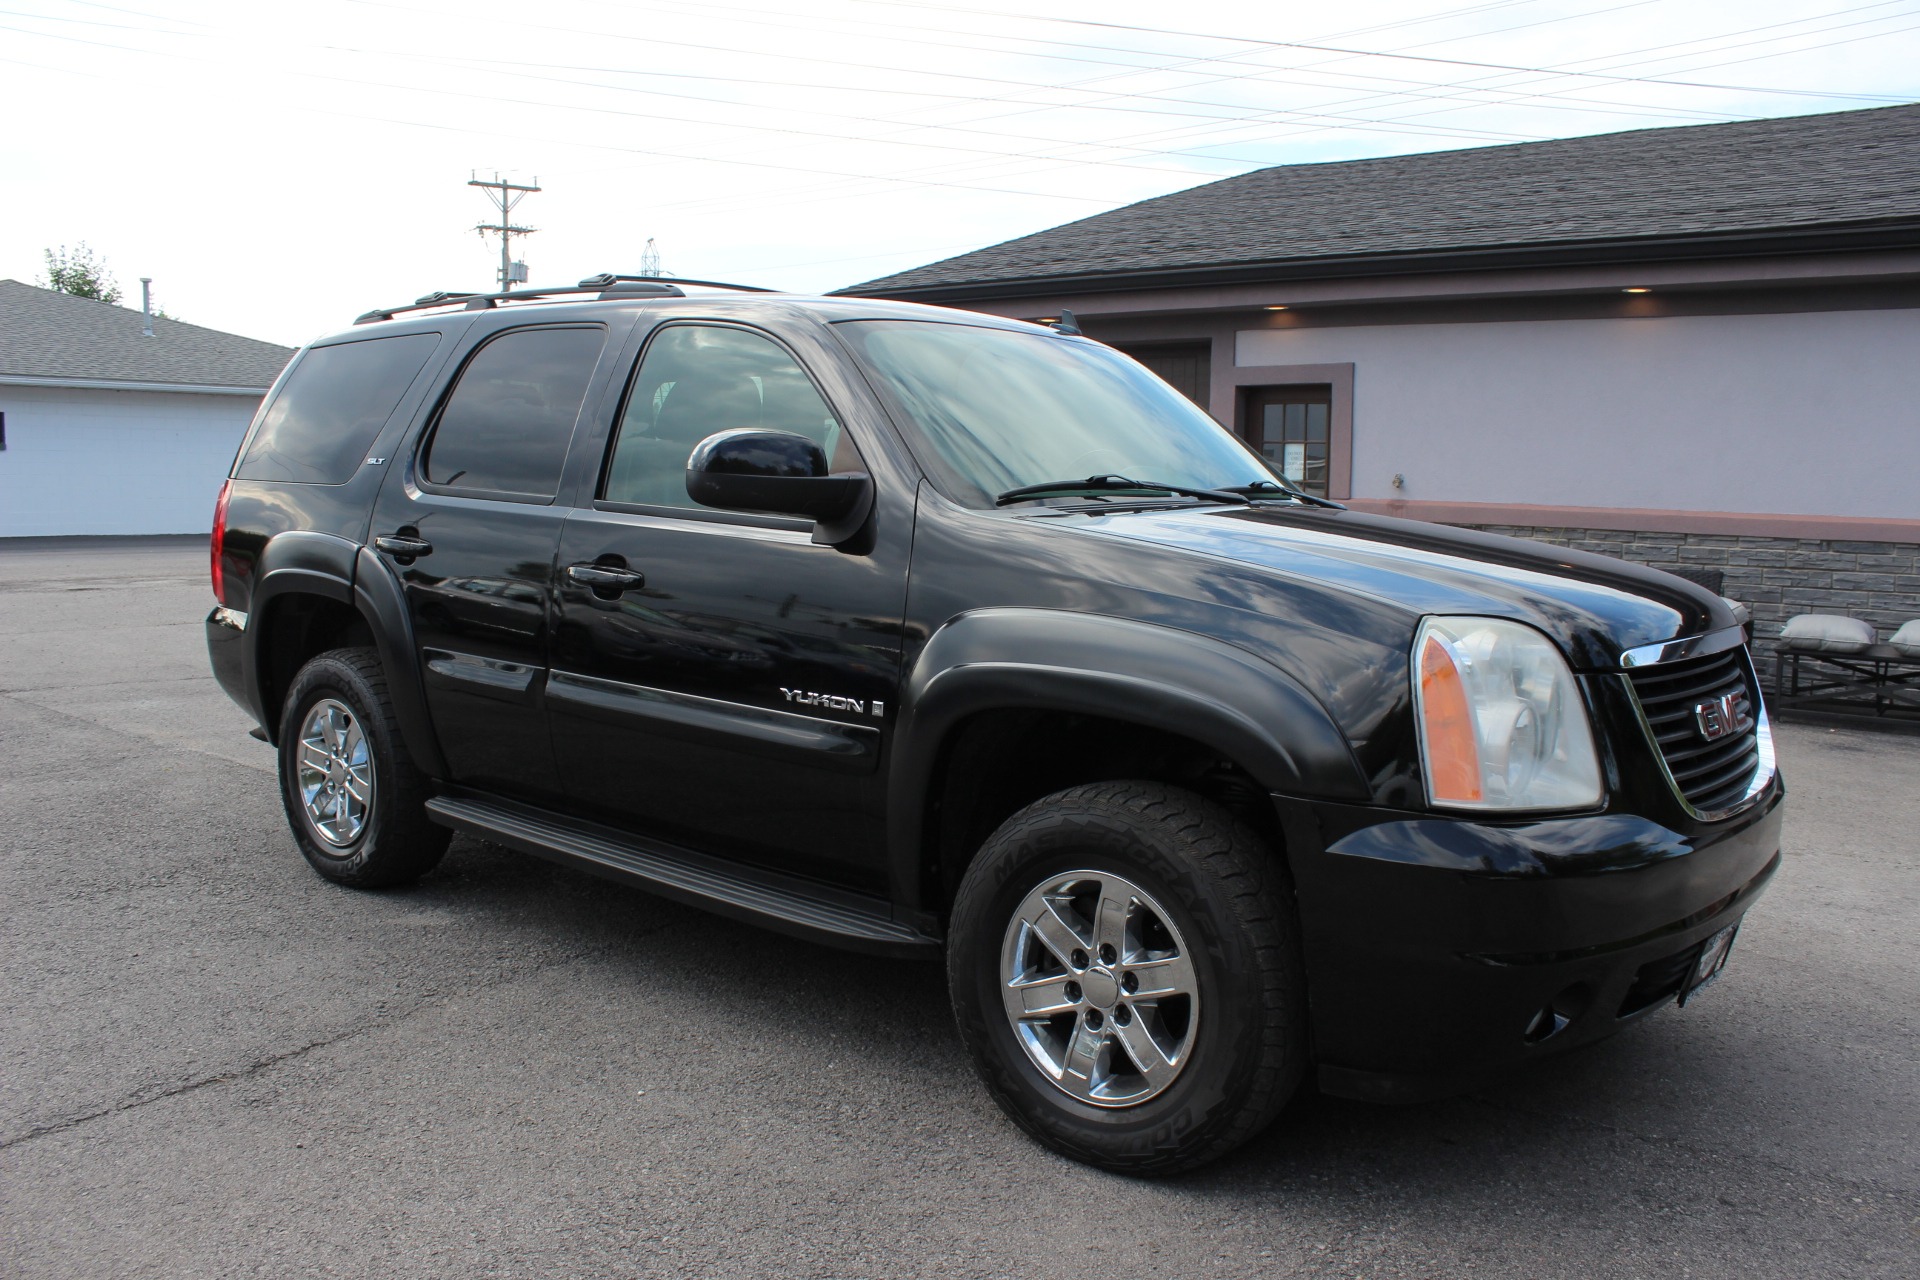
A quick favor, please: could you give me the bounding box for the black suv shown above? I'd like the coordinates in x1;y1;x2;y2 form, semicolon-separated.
208;275;1782;1174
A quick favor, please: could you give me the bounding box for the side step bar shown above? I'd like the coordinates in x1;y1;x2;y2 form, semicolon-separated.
425;794;940;958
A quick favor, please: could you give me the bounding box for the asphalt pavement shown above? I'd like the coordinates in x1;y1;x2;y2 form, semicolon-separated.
2;536;1915;1279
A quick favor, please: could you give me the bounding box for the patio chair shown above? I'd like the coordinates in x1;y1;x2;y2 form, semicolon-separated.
1773;614;1920;720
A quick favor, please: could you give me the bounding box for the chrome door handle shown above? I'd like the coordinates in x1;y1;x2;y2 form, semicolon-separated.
567;563;645;592
374;535;433;558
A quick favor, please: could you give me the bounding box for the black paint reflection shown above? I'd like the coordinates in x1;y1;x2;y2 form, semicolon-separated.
550;508;909;889
416;574;547;647
370;487;567;801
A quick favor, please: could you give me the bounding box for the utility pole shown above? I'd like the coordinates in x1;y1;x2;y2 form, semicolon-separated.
469;172;540;291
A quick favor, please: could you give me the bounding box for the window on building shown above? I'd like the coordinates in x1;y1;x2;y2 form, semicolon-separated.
235;333;439;484
1243;385;1331;498
423;325;606;499
602;324;850;511
1114;342;1211;410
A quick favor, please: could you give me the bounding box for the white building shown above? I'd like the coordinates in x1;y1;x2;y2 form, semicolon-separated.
0;280;292;536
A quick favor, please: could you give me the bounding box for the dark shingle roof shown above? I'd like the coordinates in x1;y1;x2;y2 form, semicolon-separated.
0;279;293;389
841;104;1920;298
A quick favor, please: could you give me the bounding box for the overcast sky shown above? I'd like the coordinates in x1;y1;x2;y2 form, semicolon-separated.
4;0;1916;347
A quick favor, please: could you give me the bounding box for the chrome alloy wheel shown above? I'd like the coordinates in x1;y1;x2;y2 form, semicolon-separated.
296;698;374;848
1000;870;1200;1107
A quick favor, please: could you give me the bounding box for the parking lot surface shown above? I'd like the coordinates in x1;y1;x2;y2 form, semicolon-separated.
2;536;1916;1279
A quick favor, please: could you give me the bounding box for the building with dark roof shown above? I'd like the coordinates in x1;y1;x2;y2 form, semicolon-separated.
1;280;293;535
841;104;1920;647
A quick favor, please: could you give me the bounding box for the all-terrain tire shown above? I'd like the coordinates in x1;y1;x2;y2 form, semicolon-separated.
277;647;450;889
947;781;1306;1175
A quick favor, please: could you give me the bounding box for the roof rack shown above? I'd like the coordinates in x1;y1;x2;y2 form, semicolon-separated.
353;273;779;325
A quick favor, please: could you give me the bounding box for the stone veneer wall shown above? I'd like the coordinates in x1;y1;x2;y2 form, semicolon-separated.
1465;525;1920;677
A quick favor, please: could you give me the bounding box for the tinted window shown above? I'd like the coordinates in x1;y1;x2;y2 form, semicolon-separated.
603;324;849;510
235;334;438;484
838;320;1273;508
424;326;606;497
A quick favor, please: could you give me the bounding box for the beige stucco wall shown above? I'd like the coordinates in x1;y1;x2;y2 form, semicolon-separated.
1236;307;1920;521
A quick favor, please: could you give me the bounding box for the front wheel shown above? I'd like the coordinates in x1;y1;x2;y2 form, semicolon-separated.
277;647;449;889
947;782;1306;1175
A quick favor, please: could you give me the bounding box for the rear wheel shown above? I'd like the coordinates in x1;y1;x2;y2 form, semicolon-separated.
277;647;449;888
947;781;1306;1175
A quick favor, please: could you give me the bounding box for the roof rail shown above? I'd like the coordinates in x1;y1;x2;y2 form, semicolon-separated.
353;273;779;325
578;273;778;295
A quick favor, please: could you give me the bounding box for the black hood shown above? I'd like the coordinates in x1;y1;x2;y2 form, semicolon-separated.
1056;503;1735;670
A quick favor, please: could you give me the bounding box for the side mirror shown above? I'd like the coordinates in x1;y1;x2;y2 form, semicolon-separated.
685;429;874;546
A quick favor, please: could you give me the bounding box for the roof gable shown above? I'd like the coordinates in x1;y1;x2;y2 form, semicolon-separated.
0;279;294;389
842;103;1920;297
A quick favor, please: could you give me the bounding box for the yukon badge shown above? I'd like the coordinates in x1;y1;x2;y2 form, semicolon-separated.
780;687;885;718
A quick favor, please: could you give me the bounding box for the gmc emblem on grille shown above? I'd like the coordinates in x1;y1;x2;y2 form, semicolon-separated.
1694;691;1752;742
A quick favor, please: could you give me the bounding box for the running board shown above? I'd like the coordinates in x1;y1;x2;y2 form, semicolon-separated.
424;794;940;958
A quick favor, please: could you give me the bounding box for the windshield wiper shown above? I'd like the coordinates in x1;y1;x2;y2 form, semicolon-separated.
995;475;1250;508
1222;479;1346;510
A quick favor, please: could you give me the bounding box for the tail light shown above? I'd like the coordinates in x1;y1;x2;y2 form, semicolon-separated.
211;478;232;604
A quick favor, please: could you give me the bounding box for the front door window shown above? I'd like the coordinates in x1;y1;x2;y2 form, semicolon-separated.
603;324;851;510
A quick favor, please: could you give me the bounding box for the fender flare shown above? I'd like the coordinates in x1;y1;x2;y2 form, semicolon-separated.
241;531;357;736
351;545;451;780
887;608;1369;912
237;531;449;779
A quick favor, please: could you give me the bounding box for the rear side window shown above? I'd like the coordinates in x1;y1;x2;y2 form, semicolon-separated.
423;325;606;499
235;333;438;484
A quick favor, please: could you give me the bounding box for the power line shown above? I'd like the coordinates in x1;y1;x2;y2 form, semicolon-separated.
0;21;1130;202
32;0;1918;157
845;1;1920;185
12;0;1918;224
11;0;1917;306
601;0;1919;217
1220;2;1920;139
844;0;1918;101
286;0;1734;218
339;0;1911;153
334;0;1570;142
394;0;1912;212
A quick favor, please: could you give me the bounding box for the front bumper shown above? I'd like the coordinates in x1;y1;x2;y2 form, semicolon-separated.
1276;781;1784;1102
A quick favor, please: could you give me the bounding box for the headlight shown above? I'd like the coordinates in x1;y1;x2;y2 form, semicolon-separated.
1412;616;1602;811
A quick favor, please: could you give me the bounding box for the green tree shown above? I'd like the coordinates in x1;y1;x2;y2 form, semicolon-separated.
40;243;122;304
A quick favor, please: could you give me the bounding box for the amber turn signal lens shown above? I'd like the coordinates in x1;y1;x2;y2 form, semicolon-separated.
1419;633;1484;804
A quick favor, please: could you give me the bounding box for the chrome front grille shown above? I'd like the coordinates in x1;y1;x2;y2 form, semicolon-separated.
1625;647;1765;817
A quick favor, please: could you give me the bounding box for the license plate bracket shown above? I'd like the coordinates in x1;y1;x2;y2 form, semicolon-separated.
1679;924;1739;1006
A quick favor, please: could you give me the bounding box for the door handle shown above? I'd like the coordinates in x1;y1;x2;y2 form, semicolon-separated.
567;562;645;592
374;534;433;558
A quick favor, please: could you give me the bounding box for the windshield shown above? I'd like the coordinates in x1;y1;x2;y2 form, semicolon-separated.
836;320;1280;508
